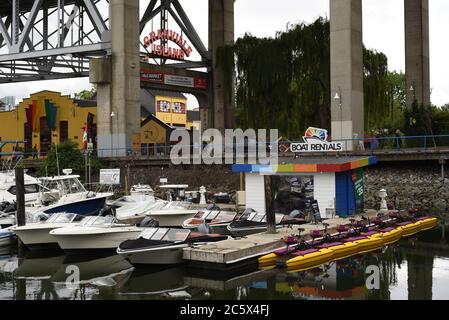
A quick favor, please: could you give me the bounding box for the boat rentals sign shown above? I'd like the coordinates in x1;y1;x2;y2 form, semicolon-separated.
290;127;343;153
100;169;121;185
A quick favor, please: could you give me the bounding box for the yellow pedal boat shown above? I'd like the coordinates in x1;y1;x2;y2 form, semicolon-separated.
372;227;403;245
355;236;384;254
398;221;423;237
286;248;334;271
416;217;438;231
328;242;360;261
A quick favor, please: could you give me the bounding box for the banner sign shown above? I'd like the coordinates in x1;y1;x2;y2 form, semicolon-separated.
100;169;120;185
290;127;343;153
352;169;364;210
141;69;207;90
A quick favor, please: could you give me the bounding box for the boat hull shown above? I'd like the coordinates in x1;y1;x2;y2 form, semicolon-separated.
13;224;70;247
43;196;108;215
146;211;198;227
51;228;142;253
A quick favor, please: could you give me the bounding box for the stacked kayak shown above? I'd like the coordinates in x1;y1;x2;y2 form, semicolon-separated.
259;216;438;272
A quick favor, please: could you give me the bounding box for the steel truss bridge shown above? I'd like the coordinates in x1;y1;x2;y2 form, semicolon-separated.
0;0;209;83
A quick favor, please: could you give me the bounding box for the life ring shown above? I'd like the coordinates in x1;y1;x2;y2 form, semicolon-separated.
279;143;290;153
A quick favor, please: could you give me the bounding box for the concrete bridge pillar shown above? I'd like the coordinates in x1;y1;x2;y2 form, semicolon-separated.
208;0;235;131
405;0;430;108
90;0;140;157
330;0;364;150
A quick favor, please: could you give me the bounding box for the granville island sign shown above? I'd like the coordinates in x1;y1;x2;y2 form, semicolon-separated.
290;127;343;152
143;29;193;60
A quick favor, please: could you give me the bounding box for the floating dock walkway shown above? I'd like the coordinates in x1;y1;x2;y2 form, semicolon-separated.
183;210;379;269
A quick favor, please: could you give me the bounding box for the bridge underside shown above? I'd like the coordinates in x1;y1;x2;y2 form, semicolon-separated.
0;0;432;158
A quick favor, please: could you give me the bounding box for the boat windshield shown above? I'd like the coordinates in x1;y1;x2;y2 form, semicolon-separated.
41;177;86;195
216;211;237;221
162;229;190;242
204;210;220;220
139;228;159;239
138;228;191;242
241;208;258;220
79;215;115;227
46;212;77;223
251;213;266;222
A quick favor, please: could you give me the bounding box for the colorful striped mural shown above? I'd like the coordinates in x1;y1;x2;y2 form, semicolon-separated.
232;156;377;174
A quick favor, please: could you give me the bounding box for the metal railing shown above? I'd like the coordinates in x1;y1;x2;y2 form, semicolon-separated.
2;135;449;161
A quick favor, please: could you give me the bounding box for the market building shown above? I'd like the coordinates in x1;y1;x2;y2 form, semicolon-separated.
0;89;199;158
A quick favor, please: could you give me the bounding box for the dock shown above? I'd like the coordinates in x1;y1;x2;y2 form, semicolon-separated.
183;210;380;268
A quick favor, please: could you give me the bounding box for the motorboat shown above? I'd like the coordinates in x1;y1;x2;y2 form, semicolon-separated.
11;212;86;249
144;201;203;227
0;170;45;204
49;215;144;254
37;172;112;215
117;227;228;265
226;208;307;237
182;206;238;235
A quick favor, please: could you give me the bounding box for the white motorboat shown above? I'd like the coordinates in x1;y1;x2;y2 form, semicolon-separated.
117;227;228;265
0;171;45;204
49;215;144;254
144;201;202;227
182;206;238;235
226;209;307;237
11;212;86;249
37;172;112;215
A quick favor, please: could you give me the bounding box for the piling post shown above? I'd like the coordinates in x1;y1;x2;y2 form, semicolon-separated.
15;167;26;227
265;175;276;234
15;167;26;255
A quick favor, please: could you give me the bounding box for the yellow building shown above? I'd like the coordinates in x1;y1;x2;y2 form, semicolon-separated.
0;89;199;158
0;90;97;157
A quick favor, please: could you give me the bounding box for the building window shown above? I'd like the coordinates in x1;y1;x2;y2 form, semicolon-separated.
60;121;68;143
158;100;170;113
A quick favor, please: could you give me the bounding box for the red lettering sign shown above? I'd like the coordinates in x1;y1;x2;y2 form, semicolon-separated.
142;29;193;61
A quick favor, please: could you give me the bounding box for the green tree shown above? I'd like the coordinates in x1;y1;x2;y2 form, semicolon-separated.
219;18;396;139
38;140;101;181
73;86;96;100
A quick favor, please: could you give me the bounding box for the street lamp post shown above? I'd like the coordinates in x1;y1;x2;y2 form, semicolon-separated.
110;110;117;157
334;87;343;147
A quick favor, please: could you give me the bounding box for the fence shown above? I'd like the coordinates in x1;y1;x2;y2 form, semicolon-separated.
2;135;449;161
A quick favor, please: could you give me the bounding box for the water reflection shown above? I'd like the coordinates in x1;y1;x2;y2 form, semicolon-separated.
0;226;447;300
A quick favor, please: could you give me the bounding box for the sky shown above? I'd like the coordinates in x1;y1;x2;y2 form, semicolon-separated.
1;0;448;107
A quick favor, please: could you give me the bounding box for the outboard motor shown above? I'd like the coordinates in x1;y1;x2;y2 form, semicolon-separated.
139;216;160;228
98;206;116;217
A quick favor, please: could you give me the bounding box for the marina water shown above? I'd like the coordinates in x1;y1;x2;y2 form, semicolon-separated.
0;224;447;300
